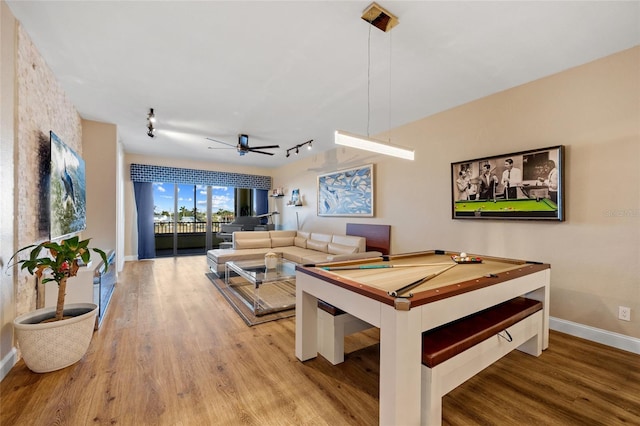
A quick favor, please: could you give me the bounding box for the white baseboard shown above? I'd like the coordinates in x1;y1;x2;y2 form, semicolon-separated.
124;255;138;262
0;347;18;381
550;317;640;355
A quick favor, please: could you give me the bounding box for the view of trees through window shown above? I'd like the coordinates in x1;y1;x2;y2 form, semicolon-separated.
153;183;236;256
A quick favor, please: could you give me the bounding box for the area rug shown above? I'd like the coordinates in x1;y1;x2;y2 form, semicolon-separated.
205;273;296;326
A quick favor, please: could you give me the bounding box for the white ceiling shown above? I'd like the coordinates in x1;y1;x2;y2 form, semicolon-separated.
7;1;639;169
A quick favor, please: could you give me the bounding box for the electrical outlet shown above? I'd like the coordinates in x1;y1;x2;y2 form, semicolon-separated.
618;306;631;321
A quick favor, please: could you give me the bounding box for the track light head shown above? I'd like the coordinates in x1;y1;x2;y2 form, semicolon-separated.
147;121;155;138
146;108;156;138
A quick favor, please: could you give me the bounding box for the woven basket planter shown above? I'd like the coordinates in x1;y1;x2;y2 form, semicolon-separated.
13;303;98;373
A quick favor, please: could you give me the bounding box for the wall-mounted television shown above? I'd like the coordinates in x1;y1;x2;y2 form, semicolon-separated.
451;145;564;221
49;131;87;239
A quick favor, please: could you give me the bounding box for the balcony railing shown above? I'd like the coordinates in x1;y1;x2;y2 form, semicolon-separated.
153;220;232;235
154;220;233;255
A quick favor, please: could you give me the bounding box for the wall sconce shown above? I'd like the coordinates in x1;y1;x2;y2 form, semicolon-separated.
285;139;313;158
147;108;156;138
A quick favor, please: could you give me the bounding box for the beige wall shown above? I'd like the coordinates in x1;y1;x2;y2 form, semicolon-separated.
273;47;640;339
83;119;117;252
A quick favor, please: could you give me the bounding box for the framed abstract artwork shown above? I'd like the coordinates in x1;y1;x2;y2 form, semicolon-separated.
317;164;374;217
451;145;564;221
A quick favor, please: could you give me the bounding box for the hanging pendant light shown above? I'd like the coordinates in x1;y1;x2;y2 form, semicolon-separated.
335;2;414;161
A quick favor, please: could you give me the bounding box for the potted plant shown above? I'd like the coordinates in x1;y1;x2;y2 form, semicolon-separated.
9;236;108;373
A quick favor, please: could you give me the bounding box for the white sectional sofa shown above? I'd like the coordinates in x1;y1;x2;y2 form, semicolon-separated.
207;230;380;277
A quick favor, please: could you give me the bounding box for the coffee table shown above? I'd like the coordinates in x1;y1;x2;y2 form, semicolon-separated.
224;258;297;316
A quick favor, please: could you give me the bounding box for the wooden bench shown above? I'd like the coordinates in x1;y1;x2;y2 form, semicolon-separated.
421;297;543;425
317;300;375;365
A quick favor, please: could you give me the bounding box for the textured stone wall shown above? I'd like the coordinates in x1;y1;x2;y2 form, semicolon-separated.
15;24;81;316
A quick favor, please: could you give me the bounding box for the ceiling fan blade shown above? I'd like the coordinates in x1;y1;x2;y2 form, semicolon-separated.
249;150;275;156
205;137;236;148
249;145;280;150
207;146;234;150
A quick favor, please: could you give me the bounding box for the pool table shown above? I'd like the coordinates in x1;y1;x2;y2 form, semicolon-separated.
295;250;550;425
454;197;558;218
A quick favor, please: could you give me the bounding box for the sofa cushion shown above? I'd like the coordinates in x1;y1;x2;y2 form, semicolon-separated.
310;232;332;243
235;238;272;249
294;236;307;248
328;242;358;255
208;248;276;264
306;239;328;253
280;246;317;264
234;231;271;240
269;230;297;239
271;236;294;247
300;253;334;265
296;231;311;240
332;234;366;253
327;251;383;262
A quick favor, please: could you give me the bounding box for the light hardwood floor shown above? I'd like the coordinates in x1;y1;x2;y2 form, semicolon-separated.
1;256;638;425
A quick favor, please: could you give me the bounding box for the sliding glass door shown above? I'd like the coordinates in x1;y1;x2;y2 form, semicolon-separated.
153;183;235;257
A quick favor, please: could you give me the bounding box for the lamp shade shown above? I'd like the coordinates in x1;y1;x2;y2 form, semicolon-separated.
334;130;414;160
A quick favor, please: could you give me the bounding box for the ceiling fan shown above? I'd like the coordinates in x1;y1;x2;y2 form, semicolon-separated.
206;134;280;156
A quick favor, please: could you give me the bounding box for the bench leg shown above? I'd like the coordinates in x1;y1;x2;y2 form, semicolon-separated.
317;310;375;365
516;310;543;357
317;309;345;365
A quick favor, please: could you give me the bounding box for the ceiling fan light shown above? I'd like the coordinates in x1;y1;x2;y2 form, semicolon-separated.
334;130;414;160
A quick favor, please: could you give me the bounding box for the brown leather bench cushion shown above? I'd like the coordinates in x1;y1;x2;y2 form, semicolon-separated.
317;300;346;316
422;297;542;368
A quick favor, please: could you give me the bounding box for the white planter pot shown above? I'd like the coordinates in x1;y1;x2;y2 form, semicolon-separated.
13;303;98;373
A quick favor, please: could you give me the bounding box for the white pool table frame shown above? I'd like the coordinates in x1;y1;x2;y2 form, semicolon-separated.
296;263;550;426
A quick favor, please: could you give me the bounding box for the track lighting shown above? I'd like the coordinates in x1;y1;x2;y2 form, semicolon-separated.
285;139;313;158
146;108;156;138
